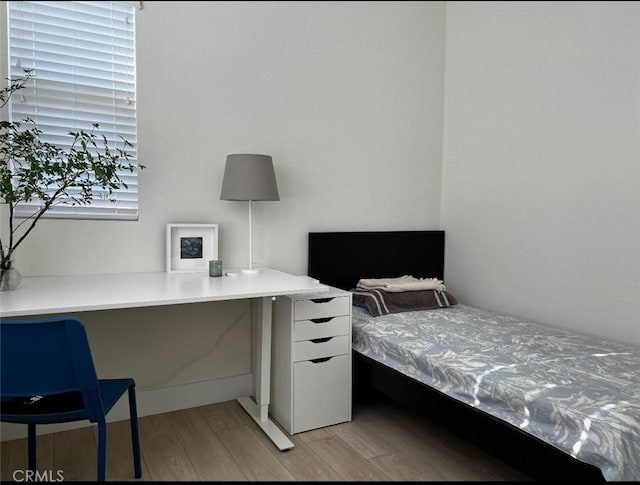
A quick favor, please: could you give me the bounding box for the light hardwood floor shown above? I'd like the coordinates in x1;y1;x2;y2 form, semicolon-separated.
0;393;528;481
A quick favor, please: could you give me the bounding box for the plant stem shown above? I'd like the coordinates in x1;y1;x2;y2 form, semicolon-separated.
10;188;63;255
8;203;15;261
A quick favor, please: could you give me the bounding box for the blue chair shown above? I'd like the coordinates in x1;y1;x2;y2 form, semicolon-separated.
0;317;141;481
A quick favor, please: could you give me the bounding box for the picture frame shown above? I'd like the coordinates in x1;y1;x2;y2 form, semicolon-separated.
166;223;219;273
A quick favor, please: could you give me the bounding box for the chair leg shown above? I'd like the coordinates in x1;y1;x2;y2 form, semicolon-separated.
128;385;142;479
97;418;107;482
27;423;36;473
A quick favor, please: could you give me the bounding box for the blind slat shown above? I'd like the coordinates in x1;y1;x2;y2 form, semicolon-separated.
8;1;139;221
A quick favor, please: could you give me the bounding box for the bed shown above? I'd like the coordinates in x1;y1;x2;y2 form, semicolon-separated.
307;230;640;482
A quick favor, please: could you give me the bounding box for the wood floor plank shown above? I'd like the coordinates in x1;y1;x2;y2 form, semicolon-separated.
400;411;527;481
166;407;247;481
353;401;462;480
138;413;199;481
34;434;54;479
328;419;392;459
356;396;523;481
387;404;513;481
217;425;296;481
197;400;248;432
2;433;55;482
305;435;393;481
369;451;432;481
4;439;28;482
266;436;344;481
95;419;149;481
53;426;98;482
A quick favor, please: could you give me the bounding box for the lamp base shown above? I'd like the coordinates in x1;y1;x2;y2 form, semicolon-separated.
241;268;261;275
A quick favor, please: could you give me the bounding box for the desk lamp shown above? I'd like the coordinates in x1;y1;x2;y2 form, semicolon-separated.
220;154;280;274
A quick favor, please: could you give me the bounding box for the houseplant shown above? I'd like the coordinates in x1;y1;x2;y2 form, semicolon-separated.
0;71;142;290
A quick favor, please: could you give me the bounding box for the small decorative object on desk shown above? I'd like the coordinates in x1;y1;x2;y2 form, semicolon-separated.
0;258;21;291
209;260;223;277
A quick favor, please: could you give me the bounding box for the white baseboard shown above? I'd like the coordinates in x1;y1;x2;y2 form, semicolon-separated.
0;373;253;442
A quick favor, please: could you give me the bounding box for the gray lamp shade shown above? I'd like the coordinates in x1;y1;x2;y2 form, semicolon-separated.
220;154;280;201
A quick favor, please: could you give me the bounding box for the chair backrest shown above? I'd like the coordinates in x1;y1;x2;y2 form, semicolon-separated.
1;317;103;420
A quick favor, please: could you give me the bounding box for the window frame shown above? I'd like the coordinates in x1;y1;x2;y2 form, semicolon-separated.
4;0;140;221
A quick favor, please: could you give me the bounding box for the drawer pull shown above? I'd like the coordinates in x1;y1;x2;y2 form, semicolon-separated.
311;297;334;304
310;356;334;364
310;336;333;344
310;317;334;324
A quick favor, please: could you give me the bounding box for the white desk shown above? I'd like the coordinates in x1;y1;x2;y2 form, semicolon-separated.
0;268;329;450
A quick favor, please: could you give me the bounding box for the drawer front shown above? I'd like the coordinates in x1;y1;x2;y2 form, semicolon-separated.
294;296;350;321
294;315;350;341
293;335;349;362
293;354;351;433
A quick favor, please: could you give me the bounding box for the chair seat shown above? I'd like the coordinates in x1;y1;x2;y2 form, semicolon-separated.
0;379;134;425
1;391;84;415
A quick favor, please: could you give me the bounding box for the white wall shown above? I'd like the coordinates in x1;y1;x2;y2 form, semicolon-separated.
8;1;445;278
0;0;445;411
441;1;640;345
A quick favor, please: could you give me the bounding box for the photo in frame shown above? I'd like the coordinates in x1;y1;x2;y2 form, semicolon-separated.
166;223;219;273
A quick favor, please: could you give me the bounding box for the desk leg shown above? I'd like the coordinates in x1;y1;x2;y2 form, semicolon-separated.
237;297;294;451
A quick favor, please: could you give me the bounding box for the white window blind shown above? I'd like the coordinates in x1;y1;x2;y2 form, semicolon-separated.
7;0;139;220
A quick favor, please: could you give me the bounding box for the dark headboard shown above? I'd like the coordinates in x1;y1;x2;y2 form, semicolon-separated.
308;231;445;290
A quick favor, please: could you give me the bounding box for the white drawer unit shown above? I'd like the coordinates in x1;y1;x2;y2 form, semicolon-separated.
293;335;350;362
271;287;352;434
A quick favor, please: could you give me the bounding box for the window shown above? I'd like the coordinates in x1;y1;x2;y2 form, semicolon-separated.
7;0;139;220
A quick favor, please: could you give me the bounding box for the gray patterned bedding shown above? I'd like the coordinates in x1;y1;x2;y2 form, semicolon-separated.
352;304;640;481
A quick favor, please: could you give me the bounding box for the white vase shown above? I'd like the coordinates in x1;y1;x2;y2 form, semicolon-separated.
0;259;22;291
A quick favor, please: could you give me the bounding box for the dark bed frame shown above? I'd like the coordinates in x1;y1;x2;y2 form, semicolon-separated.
308;230;605;482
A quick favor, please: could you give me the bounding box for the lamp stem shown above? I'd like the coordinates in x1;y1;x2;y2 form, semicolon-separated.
242;200;259;274
248;199;253;271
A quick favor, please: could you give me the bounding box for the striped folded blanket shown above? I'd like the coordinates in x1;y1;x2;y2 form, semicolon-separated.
357;275;446;293
351;287;457;317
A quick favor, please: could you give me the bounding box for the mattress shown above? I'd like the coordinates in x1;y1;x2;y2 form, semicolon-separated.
352;304;640;481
